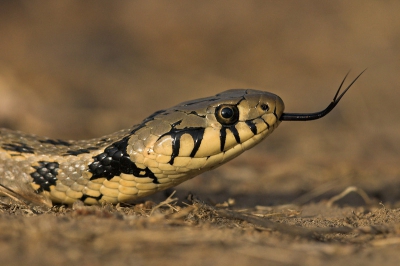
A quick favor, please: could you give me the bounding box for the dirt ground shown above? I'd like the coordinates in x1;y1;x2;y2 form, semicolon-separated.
1;1;400;265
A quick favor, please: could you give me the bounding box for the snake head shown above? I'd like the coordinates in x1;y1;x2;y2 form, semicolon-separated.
125;71;363;193
128;89;285;180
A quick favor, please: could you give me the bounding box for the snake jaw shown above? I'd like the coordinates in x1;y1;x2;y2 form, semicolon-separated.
279;70;365;121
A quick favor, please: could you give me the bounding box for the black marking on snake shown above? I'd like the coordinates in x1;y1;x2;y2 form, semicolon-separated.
245;120;258;135
171;119;182;128
190;129;204;157
236;97;245;106
219;125;241;151
39;139;71;146
272;105;278;121
130;123;146;134
126;110;167;136
229;126;241;143
261;118;270;130
189;111;206;118
80;194;103;202
141;109;166;124
273;113;279;121
2;142;35;154
30;161;59;193
65;147;98;156
159;127;205;164
89;136;159;184
220;127;227;151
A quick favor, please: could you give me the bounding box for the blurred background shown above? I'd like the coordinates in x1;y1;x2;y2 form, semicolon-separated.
0;0;399;206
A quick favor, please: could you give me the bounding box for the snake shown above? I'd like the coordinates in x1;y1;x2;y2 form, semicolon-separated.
0;72;363;206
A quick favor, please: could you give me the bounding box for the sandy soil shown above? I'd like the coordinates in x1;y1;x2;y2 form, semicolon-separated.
0;1;400;265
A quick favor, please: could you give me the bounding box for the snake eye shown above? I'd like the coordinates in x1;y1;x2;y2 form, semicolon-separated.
216;105;239;125
260;103;269;111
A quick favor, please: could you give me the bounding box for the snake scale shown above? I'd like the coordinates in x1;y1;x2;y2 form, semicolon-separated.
0;72;363;206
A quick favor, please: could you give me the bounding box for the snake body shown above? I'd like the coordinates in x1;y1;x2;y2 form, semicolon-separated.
0;73;363;206
0;89;283;206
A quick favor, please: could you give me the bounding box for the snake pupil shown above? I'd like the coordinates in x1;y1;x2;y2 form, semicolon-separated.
221;107;234;118
216;105;239;125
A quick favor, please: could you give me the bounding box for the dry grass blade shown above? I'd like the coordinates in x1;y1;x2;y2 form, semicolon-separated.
149;191;179;216
0;184;28;206
0;184;52;208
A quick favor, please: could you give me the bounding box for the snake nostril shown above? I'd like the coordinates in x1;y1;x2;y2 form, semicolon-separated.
260;103;269;111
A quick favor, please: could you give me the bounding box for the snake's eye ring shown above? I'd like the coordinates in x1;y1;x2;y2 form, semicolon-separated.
215;105;239;125
260;103;269;111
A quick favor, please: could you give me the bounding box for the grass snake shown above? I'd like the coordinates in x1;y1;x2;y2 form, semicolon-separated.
0;72;363;206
